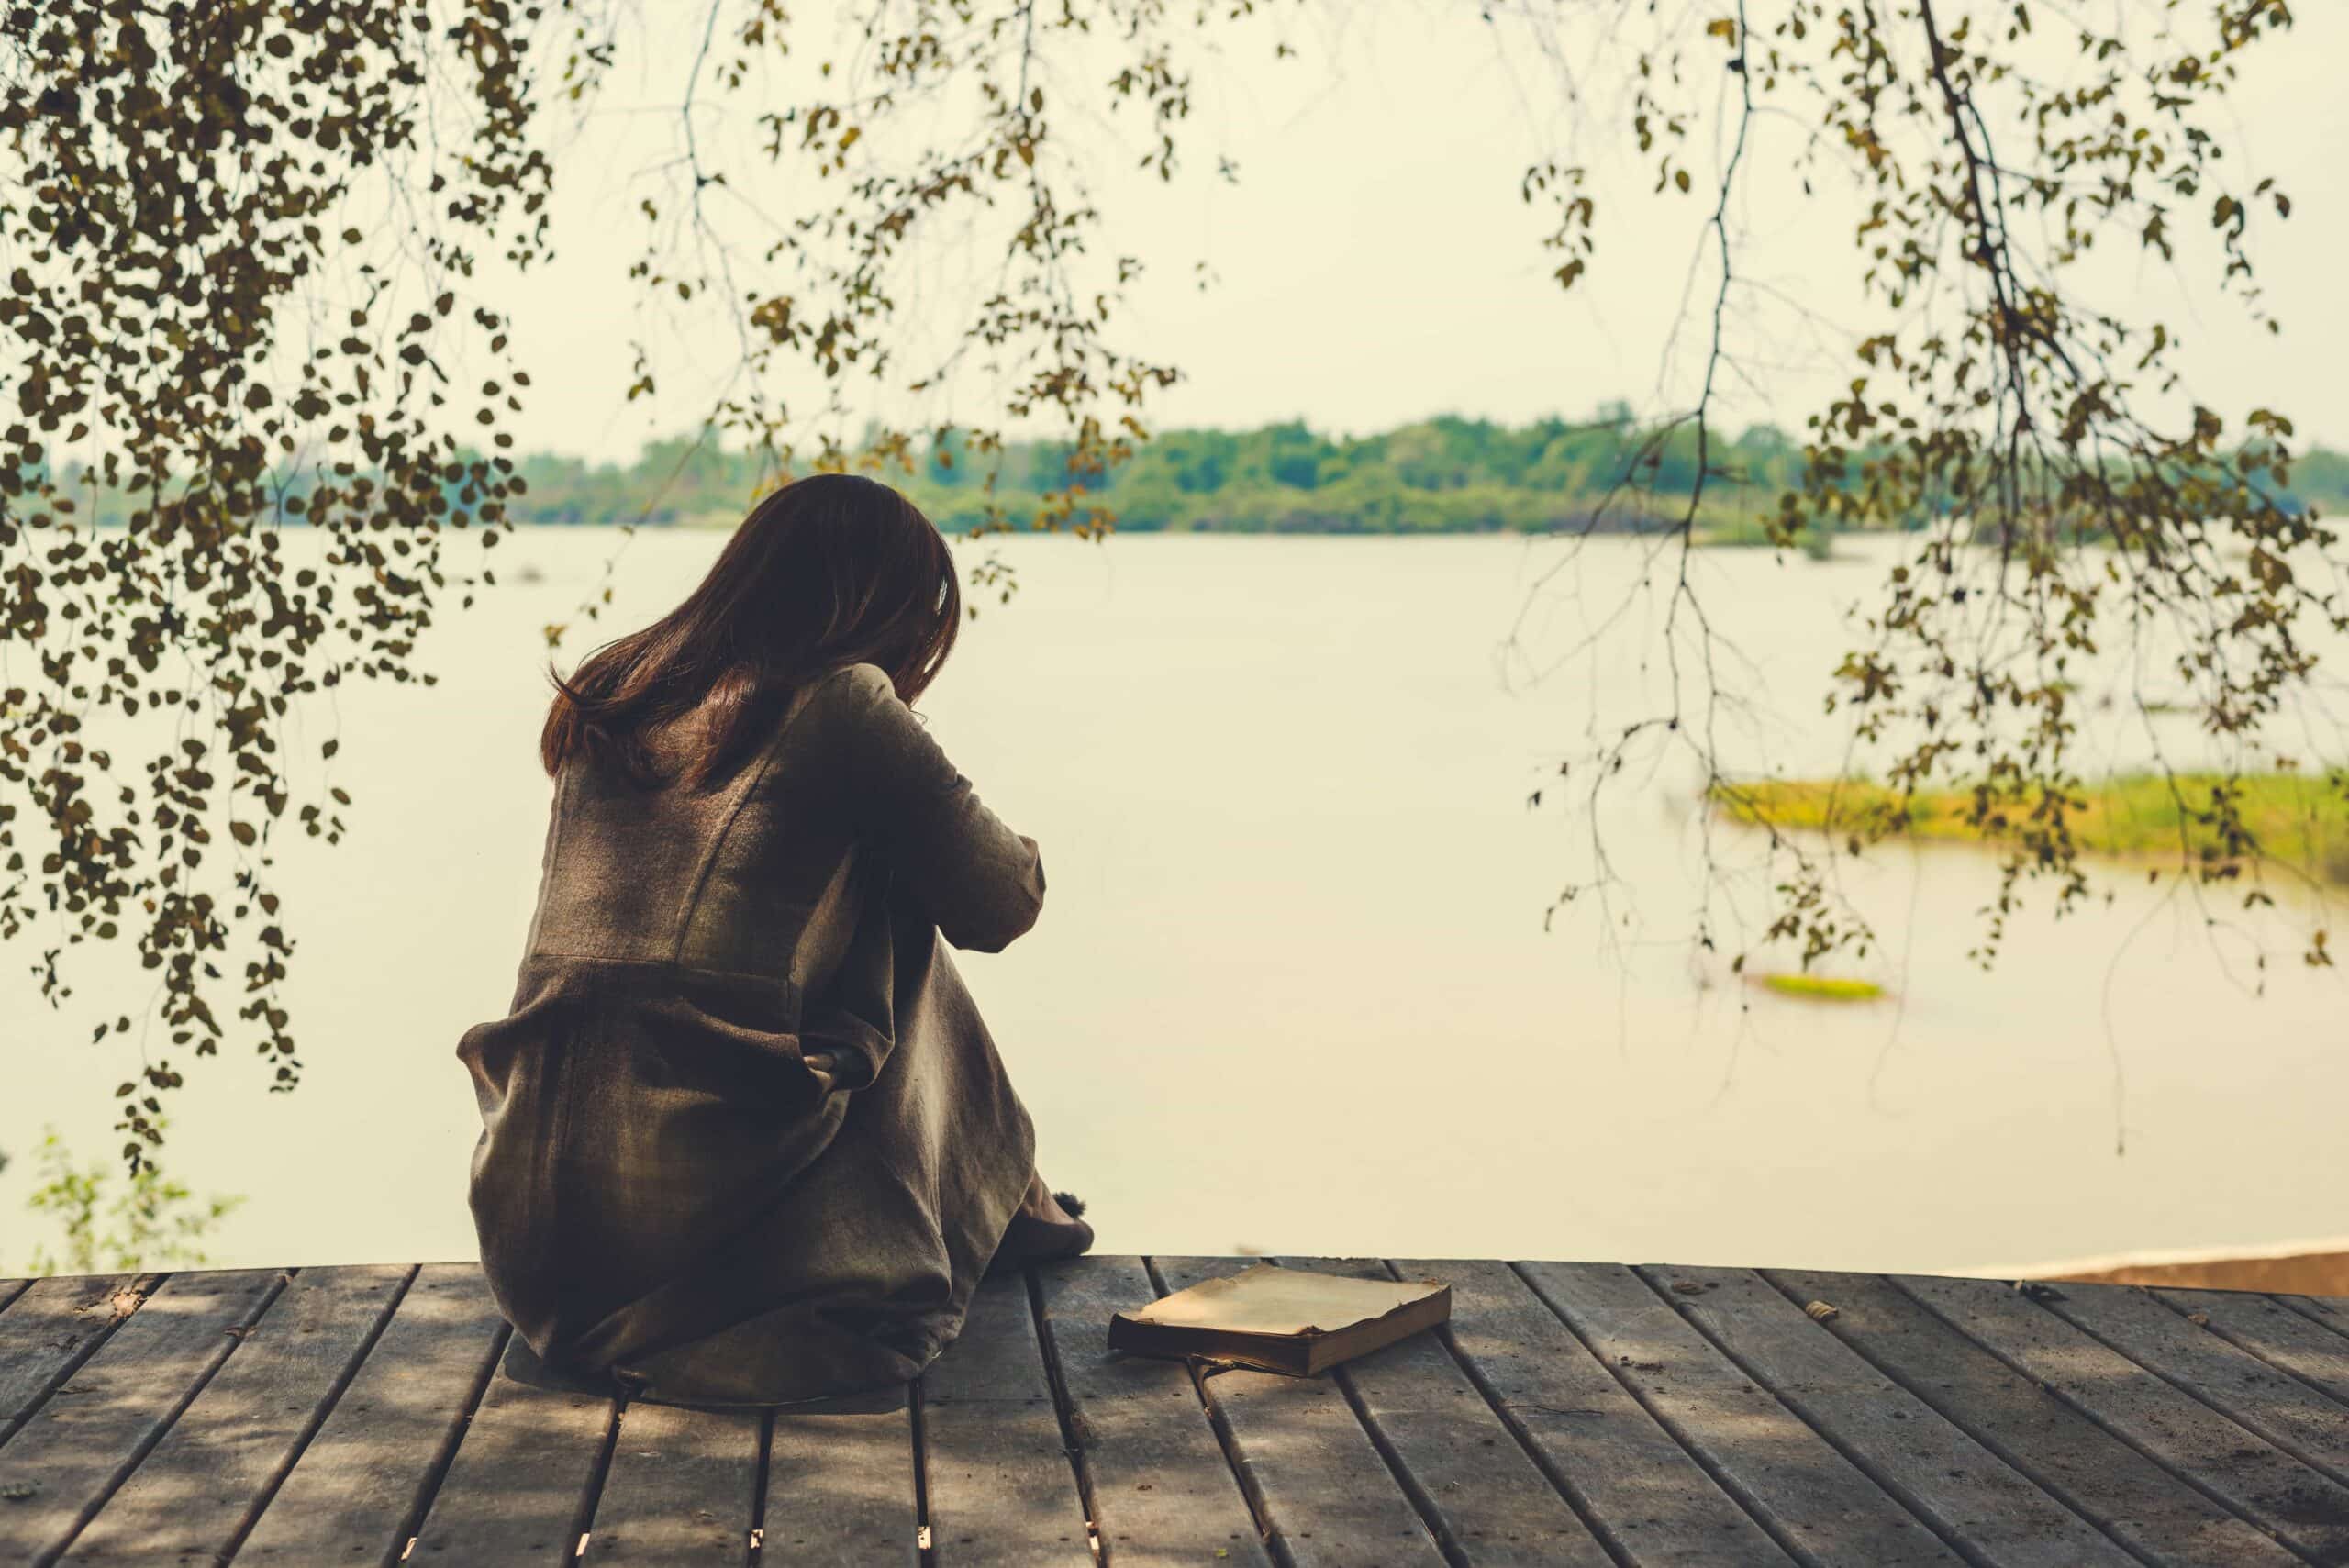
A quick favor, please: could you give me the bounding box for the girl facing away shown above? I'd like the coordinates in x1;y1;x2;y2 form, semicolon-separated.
455;472;1093;1408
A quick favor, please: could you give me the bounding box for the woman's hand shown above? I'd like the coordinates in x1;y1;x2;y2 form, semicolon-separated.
801;1049;841;1095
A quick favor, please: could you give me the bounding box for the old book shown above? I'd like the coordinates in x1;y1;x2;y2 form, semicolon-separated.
1107;1263;1452;1375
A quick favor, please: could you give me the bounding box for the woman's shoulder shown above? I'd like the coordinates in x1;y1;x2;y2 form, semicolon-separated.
798;661;896;712
768;665;930;795
781;662;907;742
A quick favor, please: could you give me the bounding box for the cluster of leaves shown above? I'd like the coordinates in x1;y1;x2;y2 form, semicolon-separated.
1;1;552;1169
583;0;1255;546
1502;0;2342;981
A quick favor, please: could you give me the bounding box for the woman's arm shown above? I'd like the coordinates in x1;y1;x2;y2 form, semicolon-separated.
818;662;1047;952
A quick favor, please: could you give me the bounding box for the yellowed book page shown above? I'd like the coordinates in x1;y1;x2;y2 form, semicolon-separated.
1126;1263;1445;1338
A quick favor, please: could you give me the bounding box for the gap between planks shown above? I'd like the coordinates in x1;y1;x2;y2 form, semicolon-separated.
2149;1289;2349;1418
1887;1273;2349;1566
1374;1258;1663;1568
388;1318;517;1566
1140;1257;1290;1568
1504;1262;1822;1568
184;1262;425;1566
0;1272;172;1452
24;1268;294;1565
1756;1268;2296;1568
1264;1258;1472;1568
2022;1282;2349;1491
1630;1264;2136;1568
1021;1265;1106;1565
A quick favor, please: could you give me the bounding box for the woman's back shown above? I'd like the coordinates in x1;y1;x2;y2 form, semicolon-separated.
518;660;1042;988
457;659;1049;1406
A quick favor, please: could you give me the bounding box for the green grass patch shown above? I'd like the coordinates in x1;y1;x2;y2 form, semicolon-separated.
1713;772;2349;885
1756;973;1886;1002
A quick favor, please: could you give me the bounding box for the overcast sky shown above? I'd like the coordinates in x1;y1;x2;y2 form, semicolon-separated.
486;2;2349;461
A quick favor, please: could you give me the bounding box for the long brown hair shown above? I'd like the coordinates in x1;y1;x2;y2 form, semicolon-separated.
540;472;962;790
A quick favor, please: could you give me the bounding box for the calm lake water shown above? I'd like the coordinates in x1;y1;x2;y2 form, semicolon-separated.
6;528;2345;1275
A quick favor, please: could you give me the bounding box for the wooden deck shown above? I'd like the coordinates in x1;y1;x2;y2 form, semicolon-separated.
3;1257;2348;1566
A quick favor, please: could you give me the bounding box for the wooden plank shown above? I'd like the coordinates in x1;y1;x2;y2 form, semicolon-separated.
0;1274;156;1449
1272;1257;1610;1567
587;1398;761;1562
1640;1265;2133;1567
1768;1269;2300;1568
406;1340;618;1562
1154;1255;1444;1568
1396;1256;1791;1566
1898;1273;2349;1562
2281;1296;2349;1340
761;1389;919;1566
0;1280;32;1317
59;1263;412;1566
1032;1254;1271;1568
1517;1261;1964;1566
2035;1284;2349;1486
2159;1288;2349;1409
0;1268;284;1567
238;1263;509;1565
918;1269;1091;1564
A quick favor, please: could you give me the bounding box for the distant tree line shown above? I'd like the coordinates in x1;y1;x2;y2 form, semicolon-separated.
392;408;2349;537
41;408;2345;546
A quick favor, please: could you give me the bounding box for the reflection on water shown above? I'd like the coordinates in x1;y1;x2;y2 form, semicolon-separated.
5;529;2343;1274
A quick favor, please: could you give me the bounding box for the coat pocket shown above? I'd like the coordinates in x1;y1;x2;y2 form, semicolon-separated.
629;970;817;1106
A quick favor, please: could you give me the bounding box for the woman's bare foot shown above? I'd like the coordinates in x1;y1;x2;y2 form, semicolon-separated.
991;1172;1095;1271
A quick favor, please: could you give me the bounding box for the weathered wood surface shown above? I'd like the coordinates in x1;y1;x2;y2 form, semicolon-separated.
918;1271;1093;1565
405;1344;618;1562
2157;1286;2349;1411
58;1262;410;1566
0;1274;155;1450
1157;1253;1447;1568
1035;1254;1271;1568
588;1396;762;1563
763;1389;918;1566
235;1263;510;1564
2036;1281;2349;1486
1766;1268;2303;1568
1397;1256;1794;1567
0;1268;283;1567
1522;1261;1967;1566
1898;1272;2349;1563
6;1257;2349;1565
1280;1255;1613;1567
1639;1264;2136;1568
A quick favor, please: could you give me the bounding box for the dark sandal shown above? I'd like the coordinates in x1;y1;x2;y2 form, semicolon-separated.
990;1187;1096;1273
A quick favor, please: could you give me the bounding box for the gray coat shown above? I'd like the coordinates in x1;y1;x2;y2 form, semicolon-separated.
456;662;1045;1406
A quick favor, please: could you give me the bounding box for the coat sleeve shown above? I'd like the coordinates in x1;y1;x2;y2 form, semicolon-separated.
818;662;1047;953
